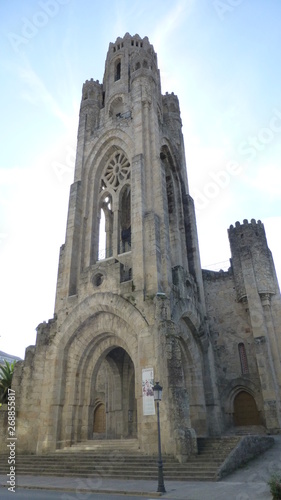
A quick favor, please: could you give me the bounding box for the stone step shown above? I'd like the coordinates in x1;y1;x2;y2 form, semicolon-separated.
0;456;220;469
0;453;222;466
197;437;240;452
0;463;221;473
80;438;139;445
1;470;216;480
225;426;266;436
61;439;140;452
5;461;219;470
68;438;139;446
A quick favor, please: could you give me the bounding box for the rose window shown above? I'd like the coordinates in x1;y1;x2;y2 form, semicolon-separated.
102;152;130;191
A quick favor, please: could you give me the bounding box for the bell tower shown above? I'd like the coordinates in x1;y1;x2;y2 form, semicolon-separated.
11;34;222;459
55;33;206;309
52;33;221;458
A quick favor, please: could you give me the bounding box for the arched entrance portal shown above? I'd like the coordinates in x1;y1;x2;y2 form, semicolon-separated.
234;391;261;426
91;347;137;440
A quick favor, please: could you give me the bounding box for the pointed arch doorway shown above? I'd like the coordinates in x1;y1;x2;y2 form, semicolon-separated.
91;346;137;440
234;391;261;426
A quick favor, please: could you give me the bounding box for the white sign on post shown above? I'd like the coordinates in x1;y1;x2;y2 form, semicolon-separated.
142;368;155;416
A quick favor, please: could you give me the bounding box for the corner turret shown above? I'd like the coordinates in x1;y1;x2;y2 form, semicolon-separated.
228;218;281;431
228;218;279;302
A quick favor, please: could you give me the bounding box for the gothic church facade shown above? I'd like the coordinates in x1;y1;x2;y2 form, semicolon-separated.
6;34;281;460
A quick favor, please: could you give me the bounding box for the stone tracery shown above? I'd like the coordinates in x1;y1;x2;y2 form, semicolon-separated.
101;151;130;191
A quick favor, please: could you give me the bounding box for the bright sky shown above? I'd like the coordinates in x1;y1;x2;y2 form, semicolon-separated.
1;0;281;359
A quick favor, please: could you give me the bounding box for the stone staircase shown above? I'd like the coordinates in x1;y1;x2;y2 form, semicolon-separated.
0;437;241;481
197;436;241;461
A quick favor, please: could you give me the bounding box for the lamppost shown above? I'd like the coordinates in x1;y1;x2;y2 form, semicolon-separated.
153;381;166;493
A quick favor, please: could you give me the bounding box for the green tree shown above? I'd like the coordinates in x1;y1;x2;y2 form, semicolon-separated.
0;360;15;404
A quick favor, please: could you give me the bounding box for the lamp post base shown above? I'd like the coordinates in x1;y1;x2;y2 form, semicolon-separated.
157;461;166;493
156;399;166;493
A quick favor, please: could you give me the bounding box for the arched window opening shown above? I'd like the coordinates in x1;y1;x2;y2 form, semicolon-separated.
165;164;180;268
135;61;141;70
161;145;186;270
97;150;131;261
119;186;131;254
238;343;249;375
166;172;175;216
99;195;113;260
115;60;121;81
143;60;148;69
109;96;124;118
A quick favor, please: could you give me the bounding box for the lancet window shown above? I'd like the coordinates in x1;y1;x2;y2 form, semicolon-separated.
161;146;183;268
238;342;249;375
119;185;131;254
98;194;113;260
115;60;121;81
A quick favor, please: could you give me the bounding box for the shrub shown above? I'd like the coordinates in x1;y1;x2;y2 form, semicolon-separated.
0;360;15;404
268;474;281;499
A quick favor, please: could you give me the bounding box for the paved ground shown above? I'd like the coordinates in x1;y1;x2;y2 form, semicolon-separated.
1;436;281;500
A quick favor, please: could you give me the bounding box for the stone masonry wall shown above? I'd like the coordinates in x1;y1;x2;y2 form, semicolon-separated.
203;269;264;429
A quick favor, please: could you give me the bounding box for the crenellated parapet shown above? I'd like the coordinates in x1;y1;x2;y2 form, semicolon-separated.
228;218;264;240
102;33;161;106
106;32;157;70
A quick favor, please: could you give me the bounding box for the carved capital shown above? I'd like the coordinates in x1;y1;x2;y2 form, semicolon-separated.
260;292;272;307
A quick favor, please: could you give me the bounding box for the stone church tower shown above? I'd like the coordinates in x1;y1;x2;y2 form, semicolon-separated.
6;33;281;459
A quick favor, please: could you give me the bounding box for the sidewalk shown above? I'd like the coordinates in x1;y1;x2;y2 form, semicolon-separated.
1;436;281;499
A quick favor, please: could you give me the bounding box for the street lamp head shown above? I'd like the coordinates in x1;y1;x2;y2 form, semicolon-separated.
153;381;163;401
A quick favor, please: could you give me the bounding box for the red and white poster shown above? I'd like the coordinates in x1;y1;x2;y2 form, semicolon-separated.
142;368;155;416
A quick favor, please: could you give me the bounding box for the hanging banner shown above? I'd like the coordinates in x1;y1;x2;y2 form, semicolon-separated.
142;368;155;416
